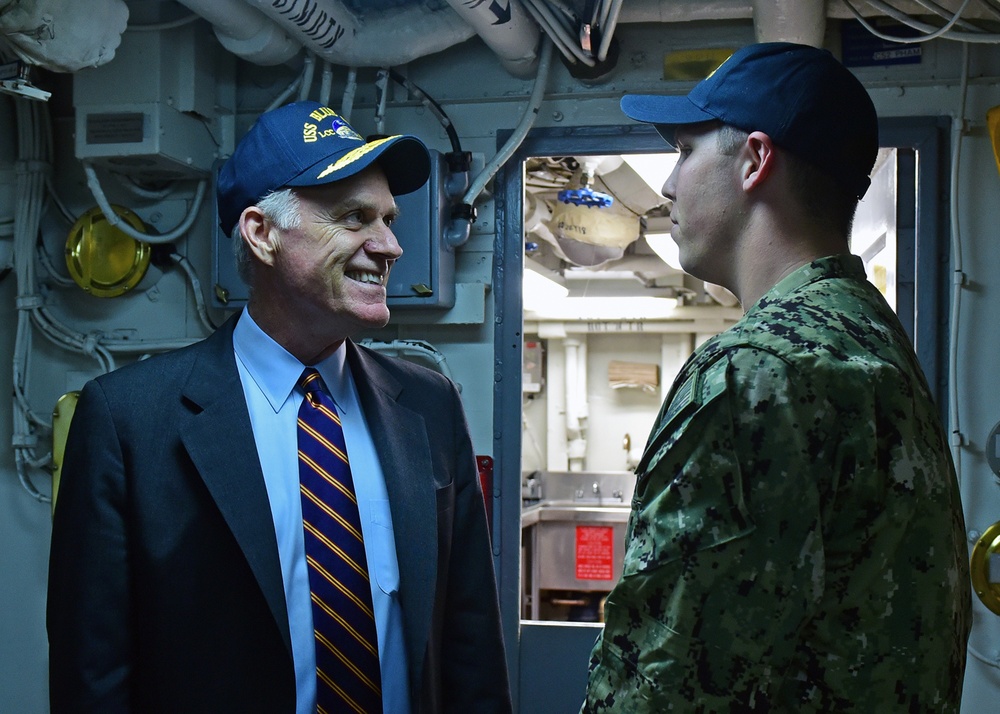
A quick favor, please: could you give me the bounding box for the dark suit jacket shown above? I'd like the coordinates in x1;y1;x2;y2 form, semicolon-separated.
47;313;511;713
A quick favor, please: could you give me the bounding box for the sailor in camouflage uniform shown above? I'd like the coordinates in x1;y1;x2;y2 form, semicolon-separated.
584;43;971;713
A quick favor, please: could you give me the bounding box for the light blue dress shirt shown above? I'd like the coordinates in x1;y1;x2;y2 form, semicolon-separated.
233;310;411;714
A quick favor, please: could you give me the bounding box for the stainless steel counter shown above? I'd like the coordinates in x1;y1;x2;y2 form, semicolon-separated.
521;471;636;621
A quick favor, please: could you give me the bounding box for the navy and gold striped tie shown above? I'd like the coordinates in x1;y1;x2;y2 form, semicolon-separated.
297;368;382;714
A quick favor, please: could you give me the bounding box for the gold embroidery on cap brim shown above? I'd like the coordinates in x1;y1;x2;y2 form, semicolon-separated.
316;136;400;179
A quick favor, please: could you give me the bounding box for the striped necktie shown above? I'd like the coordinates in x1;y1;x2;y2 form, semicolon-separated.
297;368;382;714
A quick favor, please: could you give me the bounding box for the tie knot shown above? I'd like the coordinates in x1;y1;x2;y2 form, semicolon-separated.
299;368;326;407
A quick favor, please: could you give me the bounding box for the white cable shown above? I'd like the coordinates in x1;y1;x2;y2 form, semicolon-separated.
43;173;76;223
29;298;198;353
10;96;215;506
522;405;546;464
27;308;116;371
374;69;389;136
11;98;53;503
358;338;454;381
947;43;969;482
862;0;974;38
910;0;986;31
522;0;595;66
15;453;50;503
36;240;76;288
13;315;46;426
32;306;199;353
111;172;176;200
540;0;597;66
524;4;576;66
844;0;1000;43
170;252;218;334
319;59;334;107
127;12;199;32
597;0;624;62
266;73;303;112
341;67;359;124
82;164;207;244
297;53;316;101
542;0;579;24
532;0;576;35
464;35;554;206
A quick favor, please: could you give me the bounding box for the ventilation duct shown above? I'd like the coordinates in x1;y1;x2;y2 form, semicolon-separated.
442;0;539;77
752;0;825;46
5;1;984;81
175;0;300;66
0;0;128;72
239;0;478;70
175;0;552;76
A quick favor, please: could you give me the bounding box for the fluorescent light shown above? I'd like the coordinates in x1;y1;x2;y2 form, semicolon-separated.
644;231;682;271
525;296;679;320
622;153;678;195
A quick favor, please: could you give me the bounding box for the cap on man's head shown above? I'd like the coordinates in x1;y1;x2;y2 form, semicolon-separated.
217;100;431;235
620;42;878;199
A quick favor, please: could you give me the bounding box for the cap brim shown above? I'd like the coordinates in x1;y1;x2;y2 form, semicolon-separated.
621;94;718;147
288;134;430;196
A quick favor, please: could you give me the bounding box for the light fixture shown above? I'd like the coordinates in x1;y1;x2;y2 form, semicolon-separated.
644;231;682;271
524;296;680;321
622;153;678;195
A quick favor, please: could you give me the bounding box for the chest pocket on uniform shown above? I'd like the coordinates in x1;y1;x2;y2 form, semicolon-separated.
623;361;756;577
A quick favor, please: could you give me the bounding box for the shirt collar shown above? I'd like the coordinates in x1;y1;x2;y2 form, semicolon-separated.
749;253;867;313
233;310;349;413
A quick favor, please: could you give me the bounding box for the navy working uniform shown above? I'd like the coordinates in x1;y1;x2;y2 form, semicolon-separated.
585;254;971;712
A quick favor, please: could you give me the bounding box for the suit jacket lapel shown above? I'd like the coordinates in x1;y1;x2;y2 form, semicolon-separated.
347;342;437;674
177;316;291;656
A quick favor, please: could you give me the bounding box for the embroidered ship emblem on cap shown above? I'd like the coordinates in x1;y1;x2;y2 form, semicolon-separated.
302;107;364;144
329;116;363;141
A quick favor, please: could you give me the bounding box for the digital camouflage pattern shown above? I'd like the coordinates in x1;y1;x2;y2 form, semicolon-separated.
584;255;971;713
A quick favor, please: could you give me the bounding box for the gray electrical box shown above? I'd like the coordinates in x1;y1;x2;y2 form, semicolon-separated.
385;148;456;309
73;22;229;180
211;148;457;311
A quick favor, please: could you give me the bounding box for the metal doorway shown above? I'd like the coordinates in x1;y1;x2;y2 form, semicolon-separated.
492;118;950;713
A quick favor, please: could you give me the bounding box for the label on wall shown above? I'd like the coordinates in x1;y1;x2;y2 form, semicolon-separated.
575;526;614;581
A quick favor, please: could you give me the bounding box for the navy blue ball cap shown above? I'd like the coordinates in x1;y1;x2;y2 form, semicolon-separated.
217;100;430;235
621;42;878;199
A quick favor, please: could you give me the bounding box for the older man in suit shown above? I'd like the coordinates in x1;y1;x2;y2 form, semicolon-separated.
47;101;511;714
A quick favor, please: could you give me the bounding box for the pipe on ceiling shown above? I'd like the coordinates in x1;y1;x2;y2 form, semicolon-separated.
441;0;540;78
0;0;129;72
169;0;539;76
238;0;478;69
619;0;826;45
174;0;300;66
618;0;753;23
752;0;826;46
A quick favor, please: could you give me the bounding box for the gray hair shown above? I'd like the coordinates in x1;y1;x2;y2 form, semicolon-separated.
231;188;302;285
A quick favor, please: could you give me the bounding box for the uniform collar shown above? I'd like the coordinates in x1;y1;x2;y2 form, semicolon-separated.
749;253;867;313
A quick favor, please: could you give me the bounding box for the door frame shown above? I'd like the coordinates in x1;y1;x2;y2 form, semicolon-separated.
491;117;950;712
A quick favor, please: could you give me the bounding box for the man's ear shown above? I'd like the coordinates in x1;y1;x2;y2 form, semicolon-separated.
240;206;277;266
742;131;776;192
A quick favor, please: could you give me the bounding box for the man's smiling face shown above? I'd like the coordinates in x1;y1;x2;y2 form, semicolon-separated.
272;165;402;345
